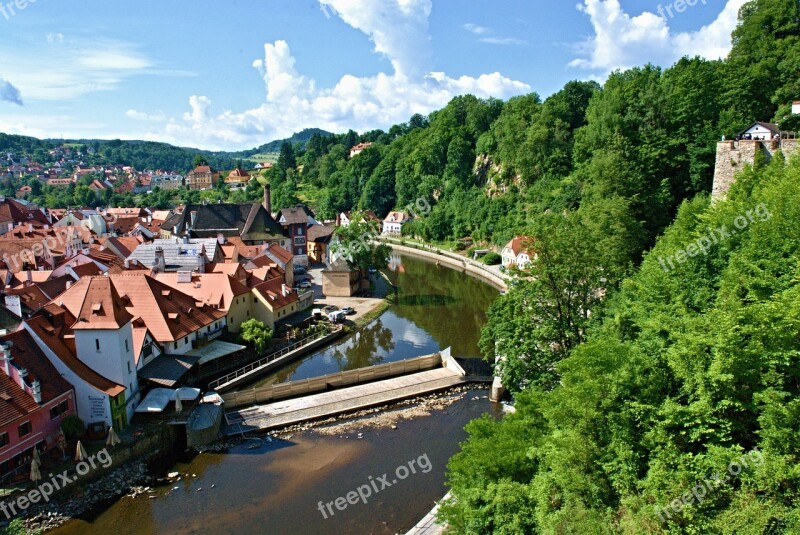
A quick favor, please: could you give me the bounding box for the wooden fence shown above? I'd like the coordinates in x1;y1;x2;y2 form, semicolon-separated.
222;353;442;409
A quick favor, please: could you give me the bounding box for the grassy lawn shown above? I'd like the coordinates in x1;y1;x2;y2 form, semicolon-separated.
248;152;278;163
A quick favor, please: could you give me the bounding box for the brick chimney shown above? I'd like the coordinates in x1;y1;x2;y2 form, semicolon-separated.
263;183;271;214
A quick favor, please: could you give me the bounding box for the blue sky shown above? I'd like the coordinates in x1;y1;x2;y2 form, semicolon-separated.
0;0;745;150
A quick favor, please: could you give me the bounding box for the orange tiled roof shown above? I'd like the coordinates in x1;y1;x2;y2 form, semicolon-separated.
59;277;134;330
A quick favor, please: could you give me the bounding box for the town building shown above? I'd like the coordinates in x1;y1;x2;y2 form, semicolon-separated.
277;205;317;266
0;330;75;481
225;167;251;188
501;236;534;268
185;165;219;190
382;212;412;236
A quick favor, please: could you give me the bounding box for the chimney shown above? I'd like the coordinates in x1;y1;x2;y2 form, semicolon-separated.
217;233;224;245
31;379;41;404
1;344;11;376
263;183;271;214
66;280;72;289
282;284;289;297
26;269;32;285
154;247;166;272
197;253;205;273
27;223;33;233
7;223;12;233
123;259;130;269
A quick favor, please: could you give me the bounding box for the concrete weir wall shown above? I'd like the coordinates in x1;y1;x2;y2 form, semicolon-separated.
384;242;508;291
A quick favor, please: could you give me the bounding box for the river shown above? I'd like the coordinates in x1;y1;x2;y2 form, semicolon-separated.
256;253;499;385
52;253;500;535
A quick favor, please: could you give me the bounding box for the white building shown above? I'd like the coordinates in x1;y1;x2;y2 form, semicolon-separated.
382;212;412;236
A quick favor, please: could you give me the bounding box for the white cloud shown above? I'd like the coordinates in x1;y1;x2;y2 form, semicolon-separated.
125;109;165;122
570;0;747;75
0;35;152;100
0;78;23;106
463;23;491;35
158;0;530;150
480;37;528;46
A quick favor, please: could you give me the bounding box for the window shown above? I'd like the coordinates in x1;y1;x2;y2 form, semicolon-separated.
18;421;31;438
173;342;178;350
184;337;188;344
127;361;131;374
50;400;69;420
0;433;8;448
125;339;129;352
95;339;100;351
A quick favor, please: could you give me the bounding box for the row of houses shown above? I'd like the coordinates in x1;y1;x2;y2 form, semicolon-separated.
0;190;331;478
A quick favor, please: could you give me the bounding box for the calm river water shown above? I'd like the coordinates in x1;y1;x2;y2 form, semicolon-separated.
53;253;500;535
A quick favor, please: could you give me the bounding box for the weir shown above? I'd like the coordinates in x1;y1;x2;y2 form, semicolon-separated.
223;348;467;434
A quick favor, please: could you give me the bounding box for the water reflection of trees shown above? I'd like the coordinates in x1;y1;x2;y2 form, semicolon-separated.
332;319;394;371
389;255;499;357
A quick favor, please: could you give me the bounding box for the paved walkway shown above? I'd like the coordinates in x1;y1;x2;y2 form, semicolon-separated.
224;368;464;434
406;492;450;535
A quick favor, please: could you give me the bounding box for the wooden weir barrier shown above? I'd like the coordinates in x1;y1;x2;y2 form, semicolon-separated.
222;352;443;410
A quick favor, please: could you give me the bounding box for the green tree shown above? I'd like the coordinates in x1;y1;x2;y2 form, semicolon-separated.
239;318;273;353
330;215;391;272
192;154;209;168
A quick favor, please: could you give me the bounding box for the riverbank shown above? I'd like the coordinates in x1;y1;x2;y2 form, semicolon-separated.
381;239;508;291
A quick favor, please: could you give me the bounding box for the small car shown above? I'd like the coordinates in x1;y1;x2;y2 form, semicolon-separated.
341;307;355;315
297;280;312;289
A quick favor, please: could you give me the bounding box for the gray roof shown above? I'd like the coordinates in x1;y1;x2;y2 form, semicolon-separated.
163;203;286;242
127;238;219;271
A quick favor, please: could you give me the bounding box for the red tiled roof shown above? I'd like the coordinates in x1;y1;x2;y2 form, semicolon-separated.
253;277;299;310
26;306;125;396
0;372;39;428
2;329;73;404
57;273;226;343
263;243;292;264
61;277;134;330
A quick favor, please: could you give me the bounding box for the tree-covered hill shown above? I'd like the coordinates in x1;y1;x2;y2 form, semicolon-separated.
436;0;800;532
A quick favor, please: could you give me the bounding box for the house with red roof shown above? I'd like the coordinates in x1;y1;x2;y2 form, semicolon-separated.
0;330;75;480
501;236;535;268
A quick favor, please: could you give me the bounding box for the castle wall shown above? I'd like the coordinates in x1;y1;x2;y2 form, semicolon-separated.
712;138;799;200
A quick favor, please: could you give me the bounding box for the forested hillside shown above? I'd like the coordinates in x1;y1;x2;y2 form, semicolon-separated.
435;0;800;532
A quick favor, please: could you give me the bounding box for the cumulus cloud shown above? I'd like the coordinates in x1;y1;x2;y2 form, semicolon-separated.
570;0;747;75
0;78;23;106
160;0;530;150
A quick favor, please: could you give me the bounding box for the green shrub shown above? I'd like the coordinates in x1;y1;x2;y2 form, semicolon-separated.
61;416;85;441
482;252;501;265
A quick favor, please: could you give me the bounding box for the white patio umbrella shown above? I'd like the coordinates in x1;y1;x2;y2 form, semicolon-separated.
75;440;87;462
174;396;183;414
30;461;41;483
106;426;121;447
32;446;40;464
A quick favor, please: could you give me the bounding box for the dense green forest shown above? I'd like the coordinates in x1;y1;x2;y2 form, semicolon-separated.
436;0;800;533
